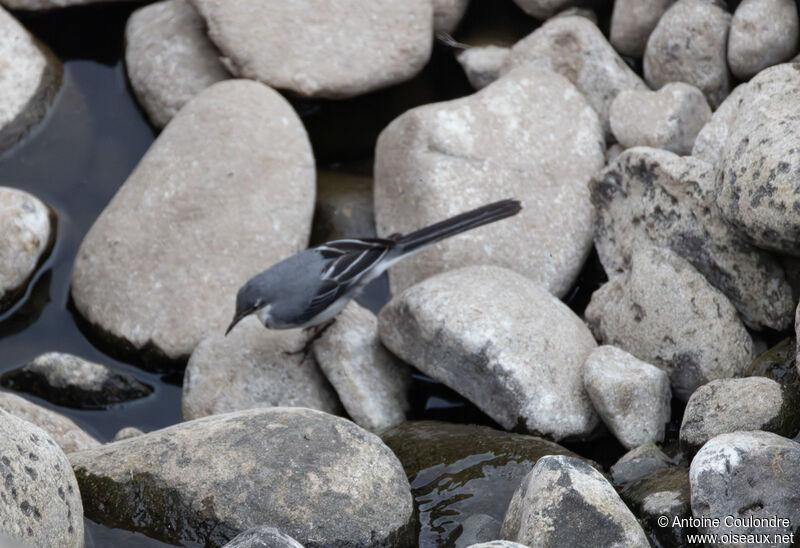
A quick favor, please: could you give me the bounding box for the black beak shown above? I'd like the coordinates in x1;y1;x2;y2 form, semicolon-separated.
225;311;248;336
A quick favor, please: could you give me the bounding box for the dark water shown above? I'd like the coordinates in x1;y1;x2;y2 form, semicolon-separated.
0;1;622;546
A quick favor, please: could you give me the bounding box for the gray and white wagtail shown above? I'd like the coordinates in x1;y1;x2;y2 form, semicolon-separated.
226;198;522;336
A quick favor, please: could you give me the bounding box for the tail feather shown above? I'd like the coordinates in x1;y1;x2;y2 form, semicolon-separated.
395;199;522;255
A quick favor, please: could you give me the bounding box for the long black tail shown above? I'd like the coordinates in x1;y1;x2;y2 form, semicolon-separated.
396;199;522;255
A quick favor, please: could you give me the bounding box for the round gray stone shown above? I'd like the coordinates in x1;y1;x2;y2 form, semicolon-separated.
728;0;799;80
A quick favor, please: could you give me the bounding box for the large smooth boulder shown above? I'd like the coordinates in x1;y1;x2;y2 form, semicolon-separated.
375;65;604;297
591;147;793;331
0;7;61;152
502;16;646;137
182;316;341;420
70;408;415;547
379;266;599;440
644;0;731;108
125;0;230;128
0;187;53;312
585;247;753;401
728;0;799;80
188;0;432;98
716;64;800;255
313;302;410;432
690;432;800;544
500;455;649;547
583;345;671;449
680;377;799;454
71;80;315;364
0;410;84;548
0;392;99;454
1;352;152;409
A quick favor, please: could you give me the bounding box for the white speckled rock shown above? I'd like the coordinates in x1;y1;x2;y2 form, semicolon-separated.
375;65;604;297
1;352;152;408
644;0;731;108
511;0;574;20
728;0;799;80
610;0;675;58
125;0;230;129
591;147;793;331
70;408;415;547
379;266;599;441
583;346;671;449
434;0;470;34
182;316;341;420
500;455;649;547
222;526;304;548
0;391;99;453
456;46;510;90
313;302;410;433
502;16;646;137
188;0;432;99
609;83;711;155
0;187;53;312
680;377;797;453
585;247;753;401
691;83;747;172
690;432;800;545
0;409;84;548
0;7;61;152
716;64;800;255
70;80;315;364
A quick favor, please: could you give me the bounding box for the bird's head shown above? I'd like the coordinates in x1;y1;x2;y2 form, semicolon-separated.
226;275;273;335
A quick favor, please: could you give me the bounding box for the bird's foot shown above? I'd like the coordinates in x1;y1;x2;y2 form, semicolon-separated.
283;319;337;363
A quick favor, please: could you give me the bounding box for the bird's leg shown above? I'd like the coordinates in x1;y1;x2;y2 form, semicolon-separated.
284;318;337;362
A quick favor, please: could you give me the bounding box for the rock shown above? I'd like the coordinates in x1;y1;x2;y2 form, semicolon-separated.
1;352;152;409
0;7;61;152
71;408;414;547
502;16;646;137
313;302;409;432
455;515;503;548
381;421;593;547
500;455;649;547
2;0;127;7
434;0;470;34
610;443;672;485
716;64;800;255
71;80;315;365
609;83;711;155
691;83;747;172
125;0;230;129
728;0;799;80
680;377;799;454
375;66;604;297
610;0;674;58
511;0;574;20
690;431;800;544
182;316;341;420
0;409;84;548
456;46;510;90
222;526;304;548
0;392;99;453
620;467;693;548
747;337;799;390
606;143;624;164
311;168;375;244
583;345;671;449
644;0;731;108
0;187;53;312
381;266;599;440
111;427;143;442
468;543;529;548
585;247;754;401
188;0;432;99
591;147;793;331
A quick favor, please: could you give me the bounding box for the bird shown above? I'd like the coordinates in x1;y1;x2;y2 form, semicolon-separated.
226;198;522;338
